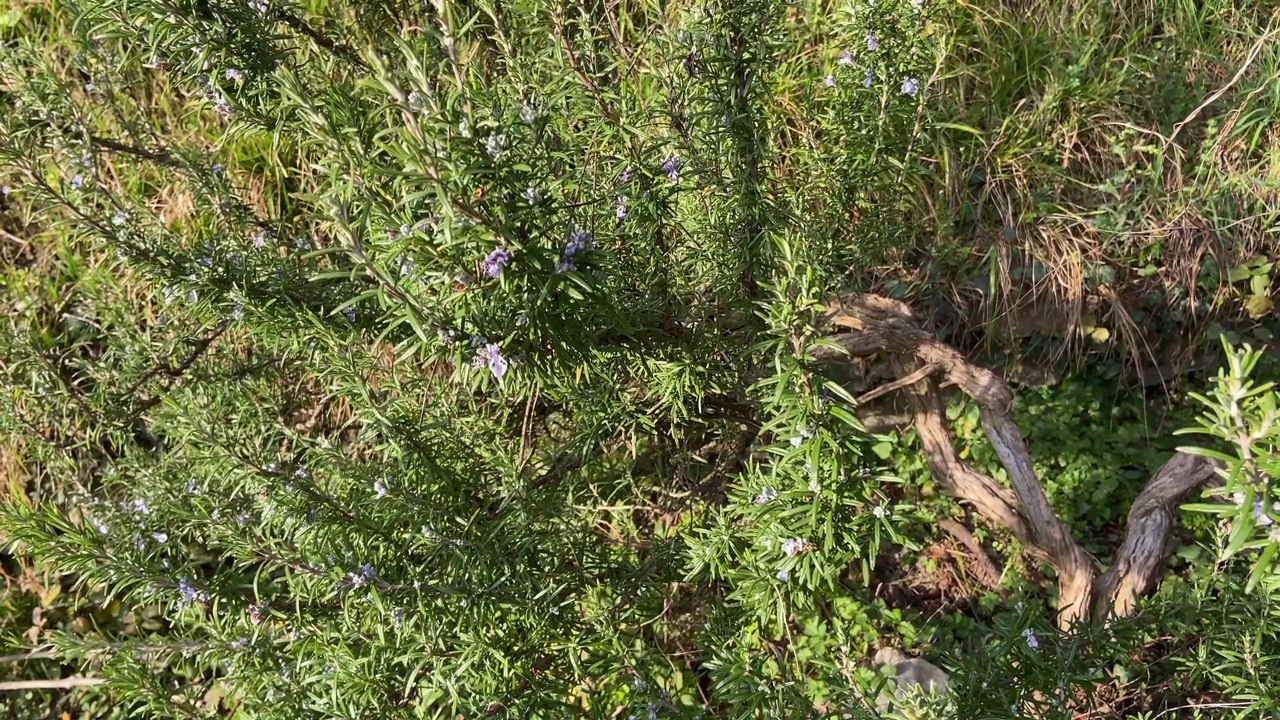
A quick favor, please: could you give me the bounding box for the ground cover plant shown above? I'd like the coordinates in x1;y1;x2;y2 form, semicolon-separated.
0;0;1278;717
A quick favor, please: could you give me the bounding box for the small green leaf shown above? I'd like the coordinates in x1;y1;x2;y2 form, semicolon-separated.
1250;272;1270;296
1244;293;1274;319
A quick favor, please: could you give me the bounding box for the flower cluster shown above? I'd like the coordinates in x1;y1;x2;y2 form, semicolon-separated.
481;247;512;278
474;343;509;379
781;537;811;557
556;230;592;273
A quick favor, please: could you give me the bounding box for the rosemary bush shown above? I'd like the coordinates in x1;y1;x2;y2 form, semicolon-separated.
0;0;1277;718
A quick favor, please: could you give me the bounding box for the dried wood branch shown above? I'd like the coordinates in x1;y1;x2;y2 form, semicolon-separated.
819;293;1220;628
0;676;105;691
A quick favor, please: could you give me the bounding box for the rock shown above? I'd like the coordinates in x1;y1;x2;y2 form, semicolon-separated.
871;647;951;718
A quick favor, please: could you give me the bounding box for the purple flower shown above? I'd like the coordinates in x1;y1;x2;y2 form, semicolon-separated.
124;498;151;515
343;306;357;322
866;32;879;51
523;186;543;204
781;538;809;557
177;579;207;606
226;68;244;81
755;487;778;505
901;77;920;96
294;465;308;479
615;197;627;220
619;165;634;183
481;247;512;278
251;230;269;248
823;74;836;88
1254;501;1274;527
565;229;592;257
152;532;169;544
474;343;509;379
776;568;789;582
520;101;537;126
112;210;128;226
483;134;507;158
359;564;375;580
557;229;592;273
373;480;387;499
90;516;108;534
789;425;815;446
863;68;875;88
837;50;854;66
660;156;681;183
71;174;85;190
1023;628;1039;649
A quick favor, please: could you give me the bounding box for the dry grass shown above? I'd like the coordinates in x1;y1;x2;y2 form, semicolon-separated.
911;0;1280;373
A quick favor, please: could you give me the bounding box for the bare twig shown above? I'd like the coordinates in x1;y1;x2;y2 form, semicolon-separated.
0;676;105;691
856;362;940;405
0;651;55;664
1169;26;1279;144
938;519;1003;591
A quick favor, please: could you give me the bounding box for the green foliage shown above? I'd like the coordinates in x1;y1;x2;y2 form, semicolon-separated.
1180;341;1280;591
0;0;1277;718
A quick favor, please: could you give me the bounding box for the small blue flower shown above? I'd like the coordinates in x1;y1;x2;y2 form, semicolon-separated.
225;68;244;81
523;186;543;204
1254;501;1274;527
863;68;875;88
781;537;809;557
659;156;681;183
837;50;854;66
615;196;628;220
474;343;509;379
755;487;778;504
71;174;85;190
823;74;836;88
398;256;415;277
483;133;507;159
343;306;357;322
481;247;512;278
1022;628;1039;649
558;229;592;272
152;532;169;544
177;579;207;605
112;210;128;226
520;101;537;126
619;165;634;183
776;568;789;582
901;77;920;96
373;480;387;499
866;31;879;51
